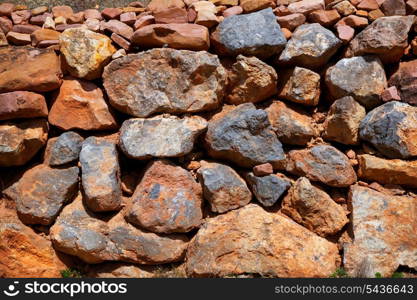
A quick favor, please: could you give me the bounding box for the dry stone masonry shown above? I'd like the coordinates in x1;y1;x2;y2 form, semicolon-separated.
0;0;417;279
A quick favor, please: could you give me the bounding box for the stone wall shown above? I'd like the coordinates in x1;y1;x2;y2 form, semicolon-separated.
0;0;417;279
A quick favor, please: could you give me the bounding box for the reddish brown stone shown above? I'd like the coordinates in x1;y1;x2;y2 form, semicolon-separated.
29;12;52;26
358;0;380;10
52;5;73;18
134;15;155;30
111;33;131;50
253;163;274;176
0;3;15;17
67;12;84;24
102;19;134;40
12;24;41;34
147;0;186;13
336;24;355;43
276;13;306;30
223;6;243;17
30;28;60;46
0;91;48;120
388;59;417;106
11;10;31;25
6;31;31;45
101;7;123;19
120;12;136;25
380;86;401;102
154;6;188;23
0;16;13;33
381;0;406;15
308;9;341;26
336;15;369;27
84;9;102;20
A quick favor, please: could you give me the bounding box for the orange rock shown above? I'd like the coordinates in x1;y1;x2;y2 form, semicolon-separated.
147;0;186;12
154;6;188;23
6;31;31;45
30;28;60;46
240;0;276;12
336;15;369;27
0;91;48;121
308;9;341;26
52;5;73;18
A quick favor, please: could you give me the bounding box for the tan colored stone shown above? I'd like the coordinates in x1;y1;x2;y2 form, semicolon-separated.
288;0;325;14
240;0;276;12
30;28;60;46
52;6;73;19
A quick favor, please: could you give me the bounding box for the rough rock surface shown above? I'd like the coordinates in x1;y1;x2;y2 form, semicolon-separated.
103;48;226;118
126;159;203;233
48;77;117;131
0;91;48;120
0;46;62;93
359;101;417;159
79;137;122;212
344;185;417;277
0;118;48;167
197;161;252;213
211;8;286;59
388;59;417;106
325;55;387;109
278;23;341;68
44;131;84;166
185;204;340;277
205;103;285;168
88;263;155;278
286;145;357;187
281;177;348;237
50;195;189;264
60;27;116;80
119;115;207;159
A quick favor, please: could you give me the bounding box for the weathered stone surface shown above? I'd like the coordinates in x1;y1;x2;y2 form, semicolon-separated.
101;19;134;40
225;55;277;105
281;177;348;237
88;263;155;278
245;172;291;207
44;131;84;166
0;119;48;167
278;23;341;69
185;204;339;277
381;0;406;16
5;164;79;225
0;91;48;121
288;0;325;15
344;185;417;277
0;46;62;93
48;77;117;131
277;13;306;31
6;31;31;45
240;0;276;12
346;16;415;64
359;101;417;159
0;30;7;46
60;27;116;80
266;100;318;145
30;28;60;46
358;154;417;187
205;103;285;168
0;202;70;278
119;115;207;160
153;6;188;24
103;48;226;118
126;159;203;233
211;8;286;59
325;56;387;109
131;23;210;51
388;59;417;106
277;67;321;106
197;160;252;213
79;137;122;212
323;96;366;145
50;194;189;264
286;145;357;187
0;16;13;33
147;0;185;12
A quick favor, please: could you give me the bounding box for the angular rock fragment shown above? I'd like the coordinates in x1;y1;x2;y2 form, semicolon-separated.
205;103;286;168
103;48;226;118
185;204;339;277
101;20;133;40
126;159;203;233
0;91;48;121
88;263;155;278
44;131;84;166
79;137;121;212
388;59;417;106
197;161;252;213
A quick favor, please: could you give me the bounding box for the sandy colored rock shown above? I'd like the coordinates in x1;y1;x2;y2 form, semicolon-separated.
103;48;226;118
240;0;276;12
0;91;47;121
281;177;348;237
288;0;325;14
185;204;339;277
60;27;116;80
344;185;417;277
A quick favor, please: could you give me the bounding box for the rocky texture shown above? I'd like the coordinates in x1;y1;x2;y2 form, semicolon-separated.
185;204;339;277
346;16;415;64
79;137;122;212
48;77;117;131
388;59;417;106
225;55;277;105
197;161;252;213
88;263;155;278
344;185;417;277
44;131;84;166
281;177;348;237
103;48;226;118
5;164;79;225
211;8;286;59
0;46;62;93
119;115;207;159
0;91;48;120
325;56;387;109
60;27;116;80
245;172;291;207
0;119;48;167
205;103;285;168
286;145;357;187
323;96;366;145
50;194;189;264
126;159;203;233
278;23;341;68
359;101;417;159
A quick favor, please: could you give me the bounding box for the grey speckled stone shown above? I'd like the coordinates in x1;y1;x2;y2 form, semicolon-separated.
278;23;341;68
45;131;84;166
205;103;286;168
245;172;291;207
119;115;207;160
213;8;286;59
79;137;121;212
359;101;417;159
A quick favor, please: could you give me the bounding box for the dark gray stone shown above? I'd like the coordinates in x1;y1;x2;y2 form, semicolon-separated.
45;131;84;166
245;172;291;207
213;8;286;59
205;103;286;168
